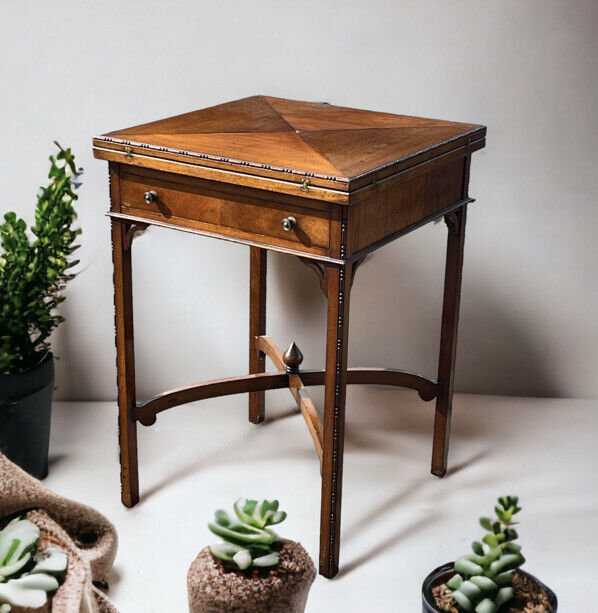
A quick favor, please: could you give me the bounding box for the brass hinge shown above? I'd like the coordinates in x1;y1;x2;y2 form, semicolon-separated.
300;179;310;192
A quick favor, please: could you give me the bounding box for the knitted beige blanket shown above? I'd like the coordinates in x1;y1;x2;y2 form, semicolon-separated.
0;452;119;612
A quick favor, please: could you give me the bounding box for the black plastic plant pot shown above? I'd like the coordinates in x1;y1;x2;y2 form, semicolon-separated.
0;353;55;479
422;562;558;612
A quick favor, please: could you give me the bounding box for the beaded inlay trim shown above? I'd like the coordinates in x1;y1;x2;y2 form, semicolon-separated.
327;215;349;573
95;136;346;184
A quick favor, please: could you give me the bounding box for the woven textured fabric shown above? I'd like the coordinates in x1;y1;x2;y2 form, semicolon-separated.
0;452;118;612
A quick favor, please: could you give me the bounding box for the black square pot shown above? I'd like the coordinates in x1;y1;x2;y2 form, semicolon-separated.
0;353;54;479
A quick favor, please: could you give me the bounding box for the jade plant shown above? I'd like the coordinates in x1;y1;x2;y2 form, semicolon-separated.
0;142;82;375
0;517;67;611
209;499;287;571
445;496;525;613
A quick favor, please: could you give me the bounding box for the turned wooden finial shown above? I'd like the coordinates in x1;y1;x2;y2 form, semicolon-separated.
282;342;303;374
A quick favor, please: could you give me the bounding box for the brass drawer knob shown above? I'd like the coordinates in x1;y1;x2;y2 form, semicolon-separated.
143;190;158;204
281;216;296;232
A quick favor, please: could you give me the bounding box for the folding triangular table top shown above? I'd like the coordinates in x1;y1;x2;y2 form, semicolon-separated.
93;95;486;196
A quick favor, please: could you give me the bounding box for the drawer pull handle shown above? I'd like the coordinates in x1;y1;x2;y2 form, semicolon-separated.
281;216;296;232
143;190;158;204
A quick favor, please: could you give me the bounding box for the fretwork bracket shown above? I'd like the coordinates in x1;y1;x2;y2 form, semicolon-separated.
124;222;149;251
444;209;463;236
297;255;368;297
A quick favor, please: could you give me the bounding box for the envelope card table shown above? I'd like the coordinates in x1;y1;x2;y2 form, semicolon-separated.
93;96;486;578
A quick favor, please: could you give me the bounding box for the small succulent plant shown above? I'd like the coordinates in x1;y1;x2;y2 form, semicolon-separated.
445;496;525;613
0;517;67;611
209;499;287;571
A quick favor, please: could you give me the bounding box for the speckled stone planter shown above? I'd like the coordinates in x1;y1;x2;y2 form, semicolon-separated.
421;562;558;613
187;541;316;613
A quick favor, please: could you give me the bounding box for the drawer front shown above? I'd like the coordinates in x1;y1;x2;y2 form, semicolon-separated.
119;171;331;255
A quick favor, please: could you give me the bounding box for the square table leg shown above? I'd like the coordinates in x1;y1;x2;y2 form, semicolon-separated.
111;219;139;508
249;246;267;424
319;263;352;578
432;205;467;477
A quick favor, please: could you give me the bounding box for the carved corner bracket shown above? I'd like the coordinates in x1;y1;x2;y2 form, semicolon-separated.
298;257;328;296
124;222;149;251
350;255;367;284
444;209;463;236
298;255;368;296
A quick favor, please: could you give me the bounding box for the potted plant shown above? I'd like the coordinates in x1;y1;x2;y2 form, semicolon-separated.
188;499;316;613
422;496;557;613
0;516;68;611
0;143;82;479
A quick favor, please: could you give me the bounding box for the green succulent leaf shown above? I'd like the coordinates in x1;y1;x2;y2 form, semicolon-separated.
0;553;32;578
490;553;524;575
30;547;67;576
446;574;463;590
0;520;39;571
269;511;287;526
495;587;515;609
479;517;492;531
504;528;518;542
208;522;276;546
214;510;231;527
471;541;484;556
232;550;252;570
452;590;474;611
502;542;521;554
495;570;515;587
6;574;58;592
482;533;499;549
455;557;483;577
252;553;280;567
209;542;243;562
0;580;49;609
233;499;260;528
471;576;499;596
481;546;501;566
475;598;496;613
457;581;482;600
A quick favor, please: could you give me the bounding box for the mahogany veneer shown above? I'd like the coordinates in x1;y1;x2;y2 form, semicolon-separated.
94;95;485;578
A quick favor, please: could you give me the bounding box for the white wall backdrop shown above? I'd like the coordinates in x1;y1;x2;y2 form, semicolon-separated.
1;0;596;401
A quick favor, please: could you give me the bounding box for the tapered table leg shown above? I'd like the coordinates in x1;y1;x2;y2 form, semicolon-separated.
320;264;352;578
432;205;467;477
111;219;139;507
249;246;267;424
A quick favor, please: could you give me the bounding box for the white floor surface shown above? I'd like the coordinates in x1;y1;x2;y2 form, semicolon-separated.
45;389;597;611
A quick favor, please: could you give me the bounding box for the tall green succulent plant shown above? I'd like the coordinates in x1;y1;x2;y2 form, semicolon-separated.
0;143;82;374
0;517;67;611
446;496;525;613
209;499;287;571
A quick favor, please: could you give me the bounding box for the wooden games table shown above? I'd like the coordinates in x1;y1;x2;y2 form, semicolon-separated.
93;96;485;578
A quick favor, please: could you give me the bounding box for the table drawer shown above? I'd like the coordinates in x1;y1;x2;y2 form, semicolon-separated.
119;170;331;255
